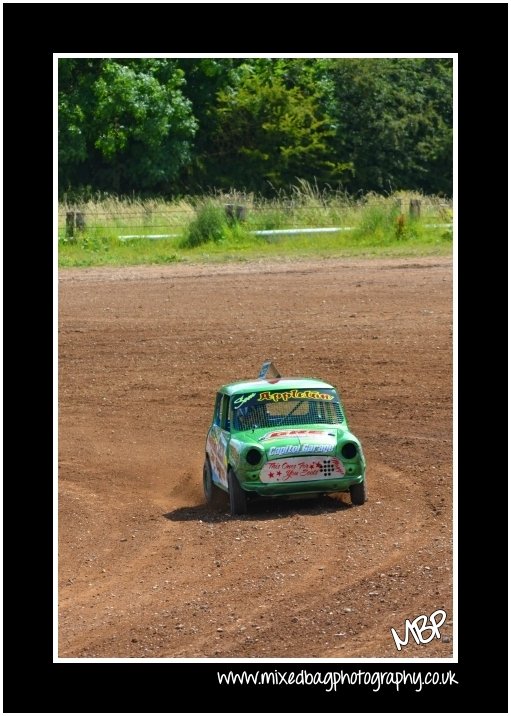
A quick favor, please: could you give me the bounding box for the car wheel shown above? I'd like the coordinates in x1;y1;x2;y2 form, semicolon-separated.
228;468;248;515
350;480;367;506
203;458;224;507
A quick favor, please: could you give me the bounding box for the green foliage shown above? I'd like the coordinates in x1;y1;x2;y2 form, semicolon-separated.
351;203;400;243
176;58;237;186
326;58;453;195
211;61;349;191
180;202;227;248
59;190;452;266
59;59;197;194
59;59;453;198
394;214;423;241
351;201;426;243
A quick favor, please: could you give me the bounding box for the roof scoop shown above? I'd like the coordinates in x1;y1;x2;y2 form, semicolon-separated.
258;360;281;380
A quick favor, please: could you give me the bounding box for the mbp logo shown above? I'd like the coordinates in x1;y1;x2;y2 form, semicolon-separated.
390;609;447;651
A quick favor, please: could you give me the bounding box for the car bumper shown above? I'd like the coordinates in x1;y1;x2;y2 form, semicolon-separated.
241;473;365;497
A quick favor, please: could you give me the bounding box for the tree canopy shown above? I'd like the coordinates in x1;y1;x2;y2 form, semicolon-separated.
58;58;453;197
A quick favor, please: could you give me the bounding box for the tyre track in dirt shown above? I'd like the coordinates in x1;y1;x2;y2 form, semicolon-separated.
58;255;453;658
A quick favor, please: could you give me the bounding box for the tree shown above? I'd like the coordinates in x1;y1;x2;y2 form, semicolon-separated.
327;58;453;195
175;58;236;189
205;60;349;192
58;59;197;195
58;58;453;197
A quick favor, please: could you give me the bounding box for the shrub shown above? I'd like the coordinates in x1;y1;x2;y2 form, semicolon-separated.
180;202;227;248
352;203;400;242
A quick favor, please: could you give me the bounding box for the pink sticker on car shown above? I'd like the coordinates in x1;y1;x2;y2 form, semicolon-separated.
260;429;331;442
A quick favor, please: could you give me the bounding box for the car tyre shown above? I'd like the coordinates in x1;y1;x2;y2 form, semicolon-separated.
350;479;367;506
228;468;248;515
203;458;224;507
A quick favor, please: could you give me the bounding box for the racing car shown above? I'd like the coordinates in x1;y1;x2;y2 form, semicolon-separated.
203;361;367;514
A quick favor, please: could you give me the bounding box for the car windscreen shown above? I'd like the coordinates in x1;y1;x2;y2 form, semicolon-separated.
231;389;343;430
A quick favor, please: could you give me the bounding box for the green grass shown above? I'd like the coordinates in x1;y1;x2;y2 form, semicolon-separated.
58;186;453;267
180;201;227;248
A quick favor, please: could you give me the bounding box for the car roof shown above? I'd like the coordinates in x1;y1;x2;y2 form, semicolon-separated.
219;377;336;396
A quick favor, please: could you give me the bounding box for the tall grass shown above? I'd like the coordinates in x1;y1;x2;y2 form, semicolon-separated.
58;182;452;266
180;201;227;248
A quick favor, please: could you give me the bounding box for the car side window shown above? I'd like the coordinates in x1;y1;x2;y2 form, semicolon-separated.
220;394;230;432
213;393;223;427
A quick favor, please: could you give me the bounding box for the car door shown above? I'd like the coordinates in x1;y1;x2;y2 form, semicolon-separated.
207;393;231;487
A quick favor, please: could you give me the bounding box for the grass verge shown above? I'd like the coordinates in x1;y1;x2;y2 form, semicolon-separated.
59;187;453;267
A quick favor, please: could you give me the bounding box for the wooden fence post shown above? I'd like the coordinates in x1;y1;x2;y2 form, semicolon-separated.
65;211;86;241
75;212;86;231
225;204;248;222
409;199;421;219
66;211;76;241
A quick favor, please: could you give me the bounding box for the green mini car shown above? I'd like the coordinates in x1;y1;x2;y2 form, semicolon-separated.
204;362;367;514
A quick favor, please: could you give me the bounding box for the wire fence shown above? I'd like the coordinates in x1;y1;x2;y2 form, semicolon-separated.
58;200;453;217
58;198;453;236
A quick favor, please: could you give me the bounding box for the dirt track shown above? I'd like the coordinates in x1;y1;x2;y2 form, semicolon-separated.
58;255;453;658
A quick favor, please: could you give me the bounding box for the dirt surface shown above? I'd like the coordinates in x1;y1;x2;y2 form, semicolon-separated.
58;255;453;658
